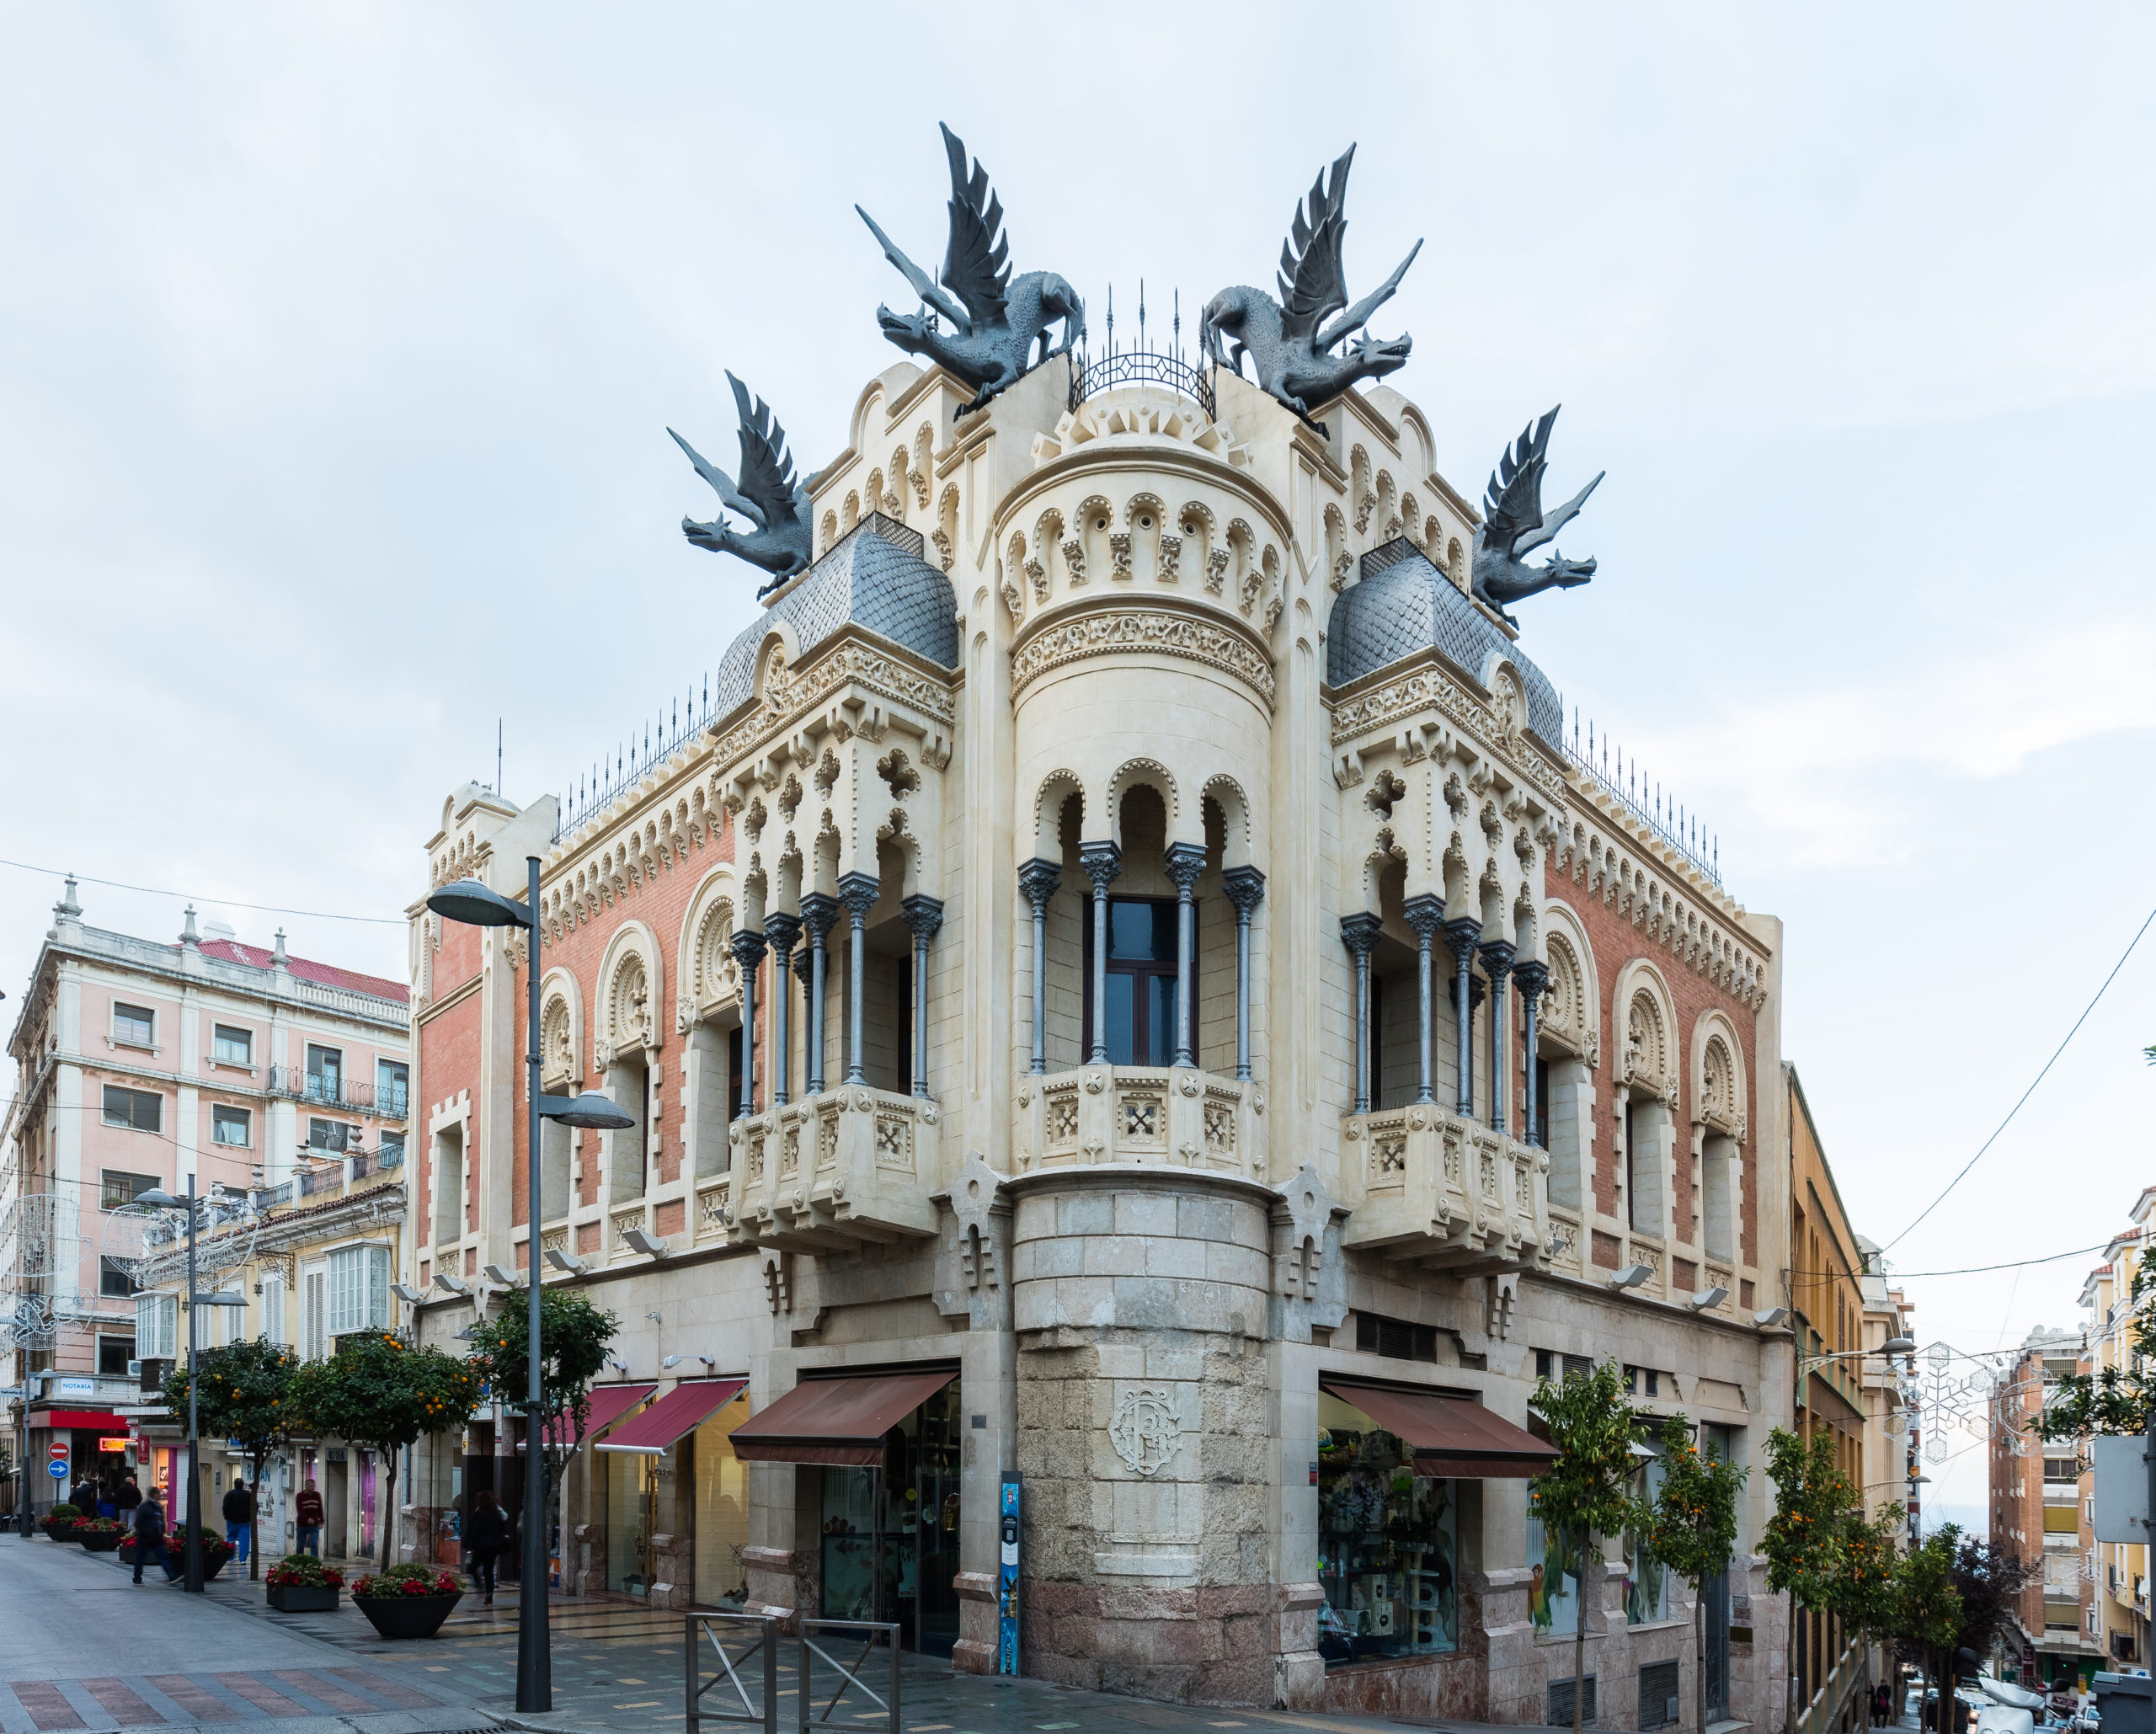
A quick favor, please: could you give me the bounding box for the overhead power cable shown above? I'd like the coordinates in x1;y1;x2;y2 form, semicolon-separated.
0;856;404;926
1883;903;2156;1251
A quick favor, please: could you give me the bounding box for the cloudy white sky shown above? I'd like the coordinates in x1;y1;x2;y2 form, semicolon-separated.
5;3;2152;1524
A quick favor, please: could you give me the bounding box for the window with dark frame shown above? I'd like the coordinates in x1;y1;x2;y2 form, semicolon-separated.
212;1024;253;1064
306;1043;343;1100
100;1089;161;1134
212;1104;249;1147
307;1118;351;1152
97;1336;136;1376
1355;1310;1441;1363
99;1256;137;1298
1081;896;1193;1068
376;1059;408;1115
112;1002;155;1046
99;1169;159;1209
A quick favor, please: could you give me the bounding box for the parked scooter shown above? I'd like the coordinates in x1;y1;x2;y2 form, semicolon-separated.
1957;1649;2048;1734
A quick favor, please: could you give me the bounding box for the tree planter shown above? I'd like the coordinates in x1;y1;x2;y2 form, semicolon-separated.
40;1521;77;1543
76;1529;124;1553
120;1538;233;1581
267;1583;340;1613
354;1593;462;1639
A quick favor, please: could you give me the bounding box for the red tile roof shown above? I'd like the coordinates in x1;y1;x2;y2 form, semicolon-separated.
197;940;408;1004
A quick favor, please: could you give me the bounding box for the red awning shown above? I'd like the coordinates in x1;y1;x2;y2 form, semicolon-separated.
36;1410;131;1432
596;1379;748;1455
728;1369;957;1467
541;1381;655;1449
1321;1379;1559;1480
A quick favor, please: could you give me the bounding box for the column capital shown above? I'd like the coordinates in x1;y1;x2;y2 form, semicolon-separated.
1479;938;1517;980
836;872;880;920
1077;840;1122;889
1401;893;1445;940
797;891;841;940
1442;917;1482;962
1512;959;1550;1000
1340;911;1383;957
1163;841;1208;892
1017;856;1062;911
899;894;945;943
728;927;768;969
762;910;802;958
1220;864;1266;915
792;941;816;985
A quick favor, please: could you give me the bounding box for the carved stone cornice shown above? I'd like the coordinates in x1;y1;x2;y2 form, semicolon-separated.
1009;595;1275;709
1326;648;1568;809
707;631;958;780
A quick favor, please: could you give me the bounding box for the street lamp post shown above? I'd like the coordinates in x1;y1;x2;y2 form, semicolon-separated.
427;857;632;1717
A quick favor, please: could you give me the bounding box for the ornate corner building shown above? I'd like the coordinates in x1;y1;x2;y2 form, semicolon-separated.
406;136;1796;1723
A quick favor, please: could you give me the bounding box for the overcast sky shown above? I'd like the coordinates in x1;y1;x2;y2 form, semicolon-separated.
5;3;2152;1524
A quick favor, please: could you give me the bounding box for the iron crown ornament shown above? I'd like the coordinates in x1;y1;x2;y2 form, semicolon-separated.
857;123;1086;418
1199;146;1422;436
669;372;816;597
1470;406;1604;626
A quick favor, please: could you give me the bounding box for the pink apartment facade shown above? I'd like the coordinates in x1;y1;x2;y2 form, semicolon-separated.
2;877;408;1521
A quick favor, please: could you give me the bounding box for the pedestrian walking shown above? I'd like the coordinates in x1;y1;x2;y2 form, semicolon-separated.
130;1494;168;1585
463;1490;509;1608
67;1475;93;1512
221;1472;253;1565
293;1478;324;1558
115;1475;141;1515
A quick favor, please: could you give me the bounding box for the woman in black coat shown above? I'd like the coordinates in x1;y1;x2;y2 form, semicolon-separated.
463;1491;510;1607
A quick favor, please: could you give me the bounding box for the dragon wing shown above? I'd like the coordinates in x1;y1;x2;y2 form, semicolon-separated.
1481;409;1557;552
935;122;1011;329
856;205;972;331
1276;147;1356;348
725;372;803;531
1316;237;1422;353
669;427;763;531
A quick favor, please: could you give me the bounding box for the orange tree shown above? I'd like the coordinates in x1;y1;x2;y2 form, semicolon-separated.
163;1337;300;1582
1764;1427;1853;1728
1529;1360;1643;1734
462;1288;618;1525
1639;1415;1747;1734
289;1332;480;1565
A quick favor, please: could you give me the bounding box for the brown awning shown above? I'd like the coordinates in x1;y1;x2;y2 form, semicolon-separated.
541;1381;654;1449
1321;1378;1559;1480
728;1369;957;1467
596;1379;748;1455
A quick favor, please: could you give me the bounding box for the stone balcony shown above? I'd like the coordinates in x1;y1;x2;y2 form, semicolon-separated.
1012;1065;1263;1180
1337;1102;1550;1272
718;1085;942;1252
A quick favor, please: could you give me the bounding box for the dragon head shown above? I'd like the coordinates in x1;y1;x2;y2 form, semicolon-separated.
873;303;937;355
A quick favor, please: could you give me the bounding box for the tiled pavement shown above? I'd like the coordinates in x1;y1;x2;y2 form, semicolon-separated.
24;1546;1417;1734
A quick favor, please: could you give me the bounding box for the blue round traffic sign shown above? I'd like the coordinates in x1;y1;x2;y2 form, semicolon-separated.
45;1461;67;1479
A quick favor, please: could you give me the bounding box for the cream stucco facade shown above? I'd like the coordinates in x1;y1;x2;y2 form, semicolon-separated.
409;352;1798;1723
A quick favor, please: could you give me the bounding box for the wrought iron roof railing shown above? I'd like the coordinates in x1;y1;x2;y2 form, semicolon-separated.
1561;712;1722;888
554;676;725;840
1068;344;1215;419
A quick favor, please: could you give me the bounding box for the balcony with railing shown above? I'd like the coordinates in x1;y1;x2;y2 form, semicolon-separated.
1336;1100;1549;1272
1014;1065;1258;1178
720;1086;942;1253
268;1065;409;1119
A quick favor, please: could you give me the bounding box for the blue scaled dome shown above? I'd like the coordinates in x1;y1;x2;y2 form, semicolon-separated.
1325;539;1564;743
712;514;958;713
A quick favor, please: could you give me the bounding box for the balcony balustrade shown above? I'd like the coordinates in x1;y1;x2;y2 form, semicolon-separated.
1013;1065;1260;1178
720;1084;940;1252
268;1064;409;1119
1337;1101;1549;1272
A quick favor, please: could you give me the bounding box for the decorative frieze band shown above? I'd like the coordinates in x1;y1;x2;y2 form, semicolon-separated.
1330;660;1568;807
1011;603;1275;707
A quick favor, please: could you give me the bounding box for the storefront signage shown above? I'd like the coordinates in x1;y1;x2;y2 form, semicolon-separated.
56;1379;94;1398
999;1473;1021;1676
97;1438;128;1453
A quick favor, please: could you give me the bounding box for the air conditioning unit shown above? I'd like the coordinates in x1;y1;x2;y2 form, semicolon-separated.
126;1359;141;1379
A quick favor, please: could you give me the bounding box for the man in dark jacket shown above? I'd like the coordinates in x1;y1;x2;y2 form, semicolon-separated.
294;1479;324;1557
115;1476;142;1514
221;1474;253;1565
131;1496;167;1585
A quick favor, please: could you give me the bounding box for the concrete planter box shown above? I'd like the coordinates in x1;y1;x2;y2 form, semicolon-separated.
267;1583;340;1613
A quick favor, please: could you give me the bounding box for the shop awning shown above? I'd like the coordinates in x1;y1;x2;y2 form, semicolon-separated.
728;1369;957;1467
1321;1379;1559;1480
596;1379;748;1455
540;1381;655;1449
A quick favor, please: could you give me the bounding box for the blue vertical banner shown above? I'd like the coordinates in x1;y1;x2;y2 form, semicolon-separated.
998;1472;1022;1675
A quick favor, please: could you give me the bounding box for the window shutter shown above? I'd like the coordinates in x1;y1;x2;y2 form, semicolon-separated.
306;1271;325;1359
263;1275;285;1346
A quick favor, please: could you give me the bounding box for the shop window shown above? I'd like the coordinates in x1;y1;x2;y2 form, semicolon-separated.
97;1335;136;1376
1317;1390;1460;1666
1526;1497;1582;1637
113;1002;155;1047
100;1166;159;1208
1081;897;1191;1067
818;1380;963;1657
1627;1447;1673;1624
376;1059;408;1118
99;1256;136;1299
213;1024;252;1064
1355;1311;1440;1364
691;1388;754;1609
101;1089;162;1134
213;1104;250;1147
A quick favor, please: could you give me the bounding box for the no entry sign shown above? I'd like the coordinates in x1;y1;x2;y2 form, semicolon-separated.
47;1443;68;1460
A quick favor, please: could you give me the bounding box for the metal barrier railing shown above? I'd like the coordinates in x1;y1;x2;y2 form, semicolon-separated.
686;1610;779;1734
796;1619;899;1733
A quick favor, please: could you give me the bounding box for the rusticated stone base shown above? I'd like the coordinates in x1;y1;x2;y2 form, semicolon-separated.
742;1545;811;1634
1024;1581;1279;1705
1315;1646;1485;1721
648;1529;694;1610
952;1571;999;1674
